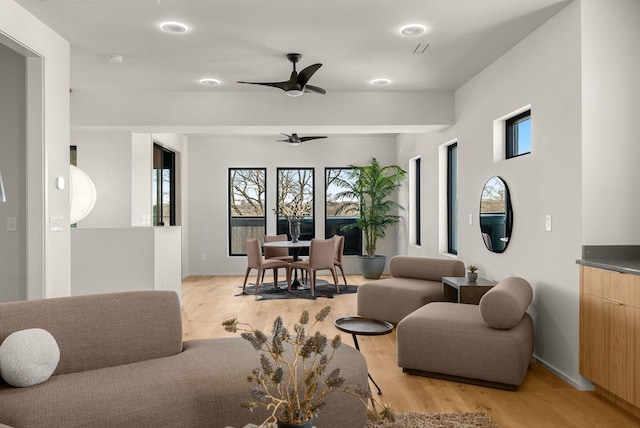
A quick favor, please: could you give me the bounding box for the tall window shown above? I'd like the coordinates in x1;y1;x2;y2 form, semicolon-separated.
228;168;266;256
410;157;421;246
325;168;361;255
152;143;175;226
506;109;531;158
447;143;458;255
276;168;314;241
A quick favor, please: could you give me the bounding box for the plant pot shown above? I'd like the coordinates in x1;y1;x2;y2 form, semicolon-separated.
358;255;386;279
277;419;313;428
467;272;478;282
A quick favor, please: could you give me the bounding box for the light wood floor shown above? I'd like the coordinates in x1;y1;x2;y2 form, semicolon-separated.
181;275;640;428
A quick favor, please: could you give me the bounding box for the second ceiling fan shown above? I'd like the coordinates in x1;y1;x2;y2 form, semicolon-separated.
237;53;326;97
278;133;327;146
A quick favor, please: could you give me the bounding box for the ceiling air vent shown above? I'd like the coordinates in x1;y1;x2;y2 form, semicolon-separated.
413;43;430;54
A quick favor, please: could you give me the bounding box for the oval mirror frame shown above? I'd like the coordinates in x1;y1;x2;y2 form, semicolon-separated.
479;176;513;253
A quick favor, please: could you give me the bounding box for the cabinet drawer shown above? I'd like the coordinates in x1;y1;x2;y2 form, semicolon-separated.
581;266;640;309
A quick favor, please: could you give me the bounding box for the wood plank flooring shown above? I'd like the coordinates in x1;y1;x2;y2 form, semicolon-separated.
181;275;640;428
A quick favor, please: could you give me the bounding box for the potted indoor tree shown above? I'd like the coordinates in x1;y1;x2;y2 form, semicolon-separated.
334;157;407;279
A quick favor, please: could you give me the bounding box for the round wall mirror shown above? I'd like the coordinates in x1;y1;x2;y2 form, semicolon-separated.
479;176;513;253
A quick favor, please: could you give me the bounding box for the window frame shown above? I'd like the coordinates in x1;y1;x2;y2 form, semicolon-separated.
276;167;315;242
447;143;458;255
152;143;176;226
324;167;362;256
506;109;531;159
228;167;267;257
411;157;421;246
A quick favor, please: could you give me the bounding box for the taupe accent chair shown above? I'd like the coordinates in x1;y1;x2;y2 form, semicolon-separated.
397;276;535;390
357;256;466;324
242;238;289;295
288;238;339;297
333;235;348;286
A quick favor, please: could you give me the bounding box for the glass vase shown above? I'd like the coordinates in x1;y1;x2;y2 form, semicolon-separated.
288;218;301;243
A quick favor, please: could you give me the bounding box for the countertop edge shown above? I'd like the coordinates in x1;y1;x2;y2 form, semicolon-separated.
576;259;640;275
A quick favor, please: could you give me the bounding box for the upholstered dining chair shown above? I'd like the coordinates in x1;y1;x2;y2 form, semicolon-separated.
261;234;295;283
243;238;290;295
287;238;339;297
333;235;348;287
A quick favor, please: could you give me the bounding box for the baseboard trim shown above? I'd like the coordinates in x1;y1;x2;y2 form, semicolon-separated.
532;354;593;391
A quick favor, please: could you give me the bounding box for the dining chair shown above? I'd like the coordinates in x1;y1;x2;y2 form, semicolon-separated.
287;238;339;297
262;234;295;283
243;238;290;295
333;235;348;287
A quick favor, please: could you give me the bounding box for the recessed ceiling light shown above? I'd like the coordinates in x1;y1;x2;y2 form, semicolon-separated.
370;78;391;86
160;21;189;34
199;78;221;86
399;24;426;36
107;54;124;64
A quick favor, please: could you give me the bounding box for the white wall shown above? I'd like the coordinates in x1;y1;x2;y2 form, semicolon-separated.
71;131;132;228
187;135;397;276
0;0;70;299
581;0;640;244
396;2;585;388
0;43;26;302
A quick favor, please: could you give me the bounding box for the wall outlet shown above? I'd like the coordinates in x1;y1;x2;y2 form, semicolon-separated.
200;253;207;261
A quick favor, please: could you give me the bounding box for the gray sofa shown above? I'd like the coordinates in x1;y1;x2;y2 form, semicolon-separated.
357;256;466;323
0;291;368;428
396;276;534;390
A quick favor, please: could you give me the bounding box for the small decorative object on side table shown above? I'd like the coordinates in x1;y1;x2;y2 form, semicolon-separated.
334;316;393;395
466;264;479;282
442;276;497;305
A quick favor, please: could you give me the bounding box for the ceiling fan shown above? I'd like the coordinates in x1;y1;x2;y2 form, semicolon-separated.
237;53;326;97
278;133;327;146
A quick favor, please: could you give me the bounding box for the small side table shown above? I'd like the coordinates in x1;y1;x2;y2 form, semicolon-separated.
442;276;497;305
334;316;393;395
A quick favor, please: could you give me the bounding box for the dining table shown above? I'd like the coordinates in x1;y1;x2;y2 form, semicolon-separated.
262;240;311;289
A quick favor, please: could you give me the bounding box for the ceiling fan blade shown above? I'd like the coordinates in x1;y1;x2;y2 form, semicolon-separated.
304;85;326;94
297;63;322;88
237;80;289;90
299;136;327;142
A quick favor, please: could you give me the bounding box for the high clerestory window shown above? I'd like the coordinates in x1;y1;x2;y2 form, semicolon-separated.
506;109;531;159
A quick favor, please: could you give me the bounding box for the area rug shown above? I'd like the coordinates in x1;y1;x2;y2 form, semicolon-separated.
367;411;499;428
236;280;357;300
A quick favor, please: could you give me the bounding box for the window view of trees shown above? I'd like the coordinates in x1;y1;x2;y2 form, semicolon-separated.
229;168;266;256
325;168;361;255
152;144;175;226
276;168;314;241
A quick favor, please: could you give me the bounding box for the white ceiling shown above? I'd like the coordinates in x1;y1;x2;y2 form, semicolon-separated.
16;0;570;95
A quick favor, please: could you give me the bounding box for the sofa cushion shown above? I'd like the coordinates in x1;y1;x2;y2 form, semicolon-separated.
0;328;60;387
479;277;533;329
0;291;183;376
388;256;465;282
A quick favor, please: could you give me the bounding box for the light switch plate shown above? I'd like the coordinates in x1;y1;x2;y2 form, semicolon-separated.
50;216;64;232
545;215;552;232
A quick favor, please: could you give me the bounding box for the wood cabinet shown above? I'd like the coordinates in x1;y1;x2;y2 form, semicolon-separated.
580;266;640;413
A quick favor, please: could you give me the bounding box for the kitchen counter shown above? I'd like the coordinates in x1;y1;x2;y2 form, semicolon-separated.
576;245;640;275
